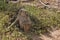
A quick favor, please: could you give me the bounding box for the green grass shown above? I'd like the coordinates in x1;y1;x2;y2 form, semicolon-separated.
24;6;60;33
0;0;8;11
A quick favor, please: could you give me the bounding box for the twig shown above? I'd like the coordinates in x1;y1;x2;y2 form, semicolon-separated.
7;18;18;29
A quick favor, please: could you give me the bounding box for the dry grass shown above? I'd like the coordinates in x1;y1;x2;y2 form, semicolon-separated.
40;28;60;40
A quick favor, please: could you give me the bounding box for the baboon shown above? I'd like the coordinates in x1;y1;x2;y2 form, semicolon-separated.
18;8;32;32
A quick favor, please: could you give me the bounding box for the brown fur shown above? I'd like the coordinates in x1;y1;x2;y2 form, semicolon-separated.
18;9;32;32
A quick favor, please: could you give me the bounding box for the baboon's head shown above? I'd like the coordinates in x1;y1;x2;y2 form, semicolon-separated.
18;8;28;17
